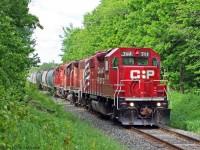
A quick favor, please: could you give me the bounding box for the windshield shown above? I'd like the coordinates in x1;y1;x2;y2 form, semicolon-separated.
136;58;148;66
122;57;148;66
122;58;134;65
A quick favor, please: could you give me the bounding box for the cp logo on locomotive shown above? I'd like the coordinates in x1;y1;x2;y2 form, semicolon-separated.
130;70;154;79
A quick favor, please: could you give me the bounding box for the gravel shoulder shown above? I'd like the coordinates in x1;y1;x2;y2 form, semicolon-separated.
51;96;200;150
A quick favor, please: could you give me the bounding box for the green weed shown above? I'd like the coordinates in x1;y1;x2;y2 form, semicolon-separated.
169;91;200;134
3;84;126;150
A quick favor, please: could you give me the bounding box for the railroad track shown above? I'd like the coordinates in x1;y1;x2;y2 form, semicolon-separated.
130;126;200;150
52;96;200;149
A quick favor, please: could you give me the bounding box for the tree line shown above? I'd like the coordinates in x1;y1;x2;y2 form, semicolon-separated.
0;0;41;146
61;0;199;93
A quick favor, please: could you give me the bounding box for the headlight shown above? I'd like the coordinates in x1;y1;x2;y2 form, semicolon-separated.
157;102;161;107
142;70;146;74
142;75;146;79
130;102;134;107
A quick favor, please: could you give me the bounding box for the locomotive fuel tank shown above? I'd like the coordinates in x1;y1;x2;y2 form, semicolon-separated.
91;100;108;115
67;94;74;103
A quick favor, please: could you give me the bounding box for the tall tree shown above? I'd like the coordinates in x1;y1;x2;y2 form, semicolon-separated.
61;0;199;92
0;0;41;147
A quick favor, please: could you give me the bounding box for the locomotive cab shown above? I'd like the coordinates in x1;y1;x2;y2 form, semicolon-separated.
105;47;170;125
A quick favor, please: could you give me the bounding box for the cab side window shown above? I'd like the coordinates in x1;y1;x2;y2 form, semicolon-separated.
112;57;119;68
105;60;108;71
67;66;71;75
56;69;59;75
122;57;134;65
89;58;95;68
152;58;158;66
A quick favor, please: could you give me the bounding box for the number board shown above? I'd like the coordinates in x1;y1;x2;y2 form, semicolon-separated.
140;52;150;57
121;52;133;57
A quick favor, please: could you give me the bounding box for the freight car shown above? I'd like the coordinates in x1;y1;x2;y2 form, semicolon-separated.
30;47;170;126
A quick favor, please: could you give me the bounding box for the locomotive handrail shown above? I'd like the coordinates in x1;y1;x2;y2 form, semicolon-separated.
165;88;172;108
115;71;141;109
114;67;120;108
143;80;168;84
115;79;169;102
80;79;83;96
129;81;140;97
70;70;74;90
167;89;172;101
117;79;140;95
143;80;168;97
116;79;140;109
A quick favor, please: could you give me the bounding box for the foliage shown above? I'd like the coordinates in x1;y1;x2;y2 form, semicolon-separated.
1;84;125;149
0;0;41;147
29;61;60;73
169;91;200;134
61;0;200;92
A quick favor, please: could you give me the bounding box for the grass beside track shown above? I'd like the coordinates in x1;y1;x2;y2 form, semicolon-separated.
6;84;125;150
169;91;200;134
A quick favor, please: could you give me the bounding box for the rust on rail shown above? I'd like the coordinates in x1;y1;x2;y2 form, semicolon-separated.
159;127;200;145
130;127;183;150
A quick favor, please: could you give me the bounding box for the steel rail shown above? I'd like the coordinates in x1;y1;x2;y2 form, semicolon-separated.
159;127;200;145
130;127;184;150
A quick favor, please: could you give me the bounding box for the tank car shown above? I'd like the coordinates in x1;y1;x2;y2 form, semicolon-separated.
46;69;54;88
36;71;43;89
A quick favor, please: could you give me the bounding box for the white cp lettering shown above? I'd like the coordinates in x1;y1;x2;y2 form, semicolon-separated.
130;70;155;79
130;70;140;79
146;70;154;79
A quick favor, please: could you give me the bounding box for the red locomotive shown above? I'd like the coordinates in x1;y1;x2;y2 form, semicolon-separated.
30;47;170;126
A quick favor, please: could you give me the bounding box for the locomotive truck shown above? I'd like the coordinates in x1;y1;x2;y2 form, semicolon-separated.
29;47;170;126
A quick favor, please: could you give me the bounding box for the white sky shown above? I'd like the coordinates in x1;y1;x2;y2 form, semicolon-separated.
29;0;100;64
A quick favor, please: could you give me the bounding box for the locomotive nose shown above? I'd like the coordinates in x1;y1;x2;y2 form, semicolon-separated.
121;67;158;98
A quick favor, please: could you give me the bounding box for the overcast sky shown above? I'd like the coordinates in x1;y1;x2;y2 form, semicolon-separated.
29;0;100;64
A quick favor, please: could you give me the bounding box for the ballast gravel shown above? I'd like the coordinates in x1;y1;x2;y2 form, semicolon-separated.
52;97;200;150
52;97;165;150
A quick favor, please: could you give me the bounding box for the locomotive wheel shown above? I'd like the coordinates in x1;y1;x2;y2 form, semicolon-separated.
80;97;86;107
88;104;93;112
85;105;89;110
60;90;65;99
110;108;118;122
74;102;78;107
